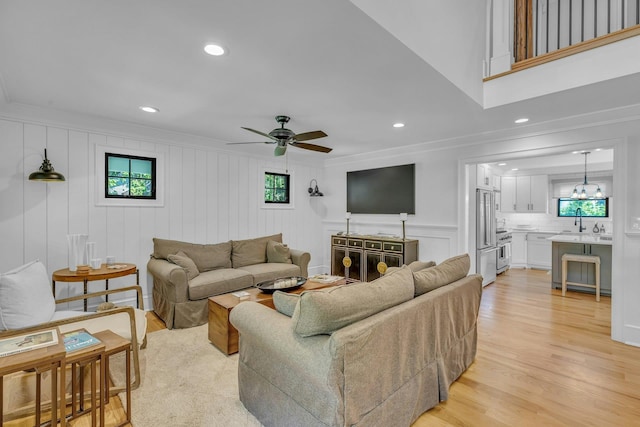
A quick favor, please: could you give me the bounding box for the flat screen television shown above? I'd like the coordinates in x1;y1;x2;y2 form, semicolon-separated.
346;164;415;214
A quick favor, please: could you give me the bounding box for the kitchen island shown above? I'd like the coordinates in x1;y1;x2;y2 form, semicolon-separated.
548;234;612;296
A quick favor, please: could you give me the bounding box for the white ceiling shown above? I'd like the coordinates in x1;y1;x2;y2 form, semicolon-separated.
1;0;640;160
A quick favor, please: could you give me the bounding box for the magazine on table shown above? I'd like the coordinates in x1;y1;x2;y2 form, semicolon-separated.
63;329;101;352
308;274;343;284
0;329;59;358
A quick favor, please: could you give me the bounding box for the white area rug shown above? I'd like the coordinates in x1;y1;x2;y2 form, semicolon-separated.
114;325;262;427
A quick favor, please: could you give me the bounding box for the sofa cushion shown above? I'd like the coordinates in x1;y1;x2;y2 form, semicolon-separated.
413;253;470;297
231;233;282;268
236;263;301;285
273;291;300;317
291;266;414;337
266;240;292;264
0;260;56;330
187;269;253;300
167;251;200;280
152;238;232;271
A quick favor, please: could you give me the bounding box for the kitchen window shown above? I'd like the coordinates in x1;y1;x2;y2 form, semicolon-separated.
557;198;608;218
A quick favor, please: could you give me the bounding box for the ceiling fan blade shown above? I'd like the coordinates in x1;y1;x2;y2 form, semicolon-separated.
226;141;274;145
274;145;287;156
290;142;332;153
241;127;278;141
293;130;327;141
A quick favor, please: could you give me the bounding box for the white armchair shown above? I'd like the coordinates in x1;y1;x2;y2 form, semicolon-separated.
0;260;147;419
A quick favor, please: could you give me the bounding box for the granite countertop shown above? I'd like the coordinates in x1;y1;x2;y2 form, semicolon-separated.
547;234;613;245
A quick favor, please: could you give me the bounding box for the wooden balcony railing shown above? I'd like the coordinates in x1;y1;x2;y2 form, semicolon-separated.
513;0;640;70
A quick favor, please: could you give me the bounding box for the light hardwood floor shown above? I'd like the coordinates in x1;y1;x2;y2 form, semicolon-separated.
7;268;640;426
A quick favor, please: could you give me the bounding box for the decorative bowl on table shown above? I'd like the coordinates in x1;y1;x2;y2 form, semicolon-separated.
256;276;307;293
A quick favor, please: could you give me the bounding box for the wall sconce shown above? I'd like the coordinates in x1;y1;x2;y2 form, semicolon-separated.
308;179;323;196
29;149;66;182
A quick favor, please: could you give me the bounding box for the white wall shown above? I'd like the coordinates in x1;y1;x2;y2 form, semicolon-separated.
0;116;325;311
350;0;486;105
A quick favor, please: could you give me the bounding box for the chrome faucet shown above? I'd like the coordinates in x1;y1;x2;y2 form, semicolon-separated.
575;207;586;232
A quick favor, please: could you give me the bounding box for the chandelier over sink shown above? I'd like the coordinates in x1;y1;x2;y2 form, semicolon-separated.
571;151;603;199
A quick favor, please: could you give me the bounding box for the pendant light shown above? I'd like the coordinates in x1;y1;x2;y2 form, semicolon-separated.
29;149;66;182
570;151;602;199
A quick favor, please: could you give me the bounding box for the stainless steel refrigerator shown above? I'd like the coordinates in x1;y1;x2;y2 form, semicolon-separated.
476;189;497;286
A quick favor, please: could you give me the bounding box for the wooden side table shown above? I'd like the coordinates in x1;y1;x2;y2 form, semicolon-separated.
92;330;132;427
52;263;138;311
0;328;66;427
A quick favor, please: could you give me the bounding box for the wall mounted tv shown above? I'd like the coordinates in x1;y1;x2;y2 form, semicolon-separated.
346;164;415;214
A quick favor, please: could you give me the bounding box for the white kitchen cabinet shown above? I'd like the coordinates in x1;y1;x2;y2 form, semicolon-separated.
476;164;493;189
501;175;548;213
526;232;554;269
511;231;527;268
500;176;516;212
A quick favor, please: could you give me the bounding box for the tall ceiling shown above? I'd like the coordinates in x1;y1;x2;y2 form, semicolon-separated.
1;0;640;159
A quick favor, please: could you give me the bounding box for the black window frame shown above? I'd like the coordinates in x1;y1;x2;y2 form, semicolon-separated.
105;152;157;200
557;198;609;218
264;171;290;204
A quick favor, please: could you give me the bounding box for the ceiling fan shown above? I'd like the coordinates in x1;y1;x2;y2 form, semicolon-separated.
230;115;332;156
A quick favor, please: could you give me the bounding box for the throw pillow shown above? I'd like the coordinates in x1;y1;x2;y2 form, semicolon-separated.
384;260;435;276
0;260;56;330
413;253;470;297
408;260;436;272
291;266;414;337
167;251;200;280
273;291;299;317
266;240;292;264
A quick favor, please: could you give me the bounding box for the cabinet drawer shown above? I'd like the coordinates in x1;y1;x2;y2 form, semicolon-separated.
332;237;347;246
364;240;382;250
348;239;363;248
383;242;404;252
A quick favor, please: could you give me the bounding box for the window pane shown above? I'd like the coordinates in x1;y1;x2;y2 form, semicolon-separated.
557;198;608;217
265;188;274;202
265;174;274;188
275;189;288;202
275;175;286;188
108;156;130;177
131;159;152;179
130;179;151;196
108;177;129;196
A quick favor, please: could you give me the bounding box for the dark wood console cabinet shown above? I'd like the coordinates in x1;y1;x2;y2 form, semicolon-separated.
331;235;419;282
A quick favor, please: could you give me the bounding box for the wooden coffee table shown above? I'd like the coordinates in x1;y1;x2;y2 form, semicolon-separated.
208;278;345;355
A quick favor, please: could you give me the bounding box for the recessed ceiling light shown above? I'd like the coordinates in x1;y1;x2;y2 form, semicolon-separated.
511;168;519;171
514;118;529;124
139;106;159;113
204;44;226;56
498;163;507;166
393;123;405;128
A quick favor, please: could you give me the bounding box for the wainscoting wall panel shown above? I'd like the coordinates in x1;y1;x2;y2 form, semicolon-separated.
0;117;326;312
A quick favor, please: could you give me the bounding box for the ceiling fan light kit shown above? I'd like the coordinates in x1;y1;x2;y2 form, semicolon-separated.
230;115;332;157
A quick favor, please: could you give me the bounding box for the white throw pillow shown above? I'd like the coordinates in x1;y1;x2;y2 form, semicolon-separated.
0;260;56;330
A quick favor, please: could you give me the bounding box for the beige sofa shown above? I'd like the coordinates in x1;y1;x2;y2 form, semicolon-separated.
230;254;482;427
147;233;310;329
